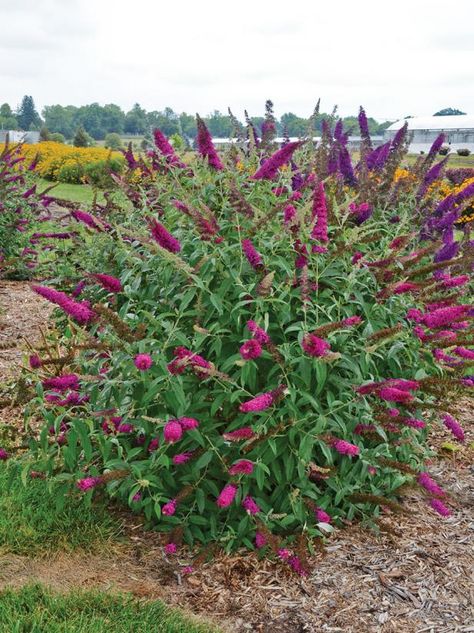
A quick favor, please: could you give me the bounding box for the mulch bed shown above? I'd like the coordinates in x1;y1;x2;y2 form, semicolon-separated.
0;280;51;382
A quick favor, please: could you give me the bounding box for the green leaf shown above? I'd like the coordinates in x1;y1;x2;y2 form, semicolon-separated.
195;450;213;470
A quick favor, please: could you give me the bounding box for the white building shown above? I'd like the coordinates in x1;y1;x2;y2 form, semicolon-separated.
210;136;384;150
0;130;40;144
384;115;474;153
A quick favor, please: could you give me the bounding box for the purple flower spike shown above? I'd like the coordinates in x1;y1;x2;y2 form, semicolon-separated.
196;115;224;170
253;141;302;180
242;238;262;269
149;219;181;253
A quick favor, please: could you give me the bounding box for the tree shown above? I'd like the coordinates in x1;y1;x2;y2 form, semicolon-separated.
16;96;41;130
280;113;307;137
39;126;51;141
0;103;18;130
433;108;466;116
147;108;180;137
179;112;197;140
205;111;233;138
75;103;106;140
375;121;393;135
101;104;125;134
0;103;13;118
43;105;77;139
124;103;148;135
104;132;123;150
73;126;91;147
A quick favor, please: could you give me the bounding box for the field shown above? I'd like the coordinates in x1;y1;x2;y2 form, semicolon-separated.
1;121;473;632
405;152;474;168
36;178;103;205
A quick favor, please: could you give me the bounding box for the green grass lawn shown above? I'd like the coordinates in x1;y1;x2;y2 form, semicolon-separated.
36;178;104;206
0;464;120;556
0;465;221;631
0;585;220;633
404;153;474;168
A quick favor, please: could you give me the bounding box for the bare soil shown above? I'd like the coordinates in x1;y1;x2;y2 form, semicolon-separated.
0;281;473;633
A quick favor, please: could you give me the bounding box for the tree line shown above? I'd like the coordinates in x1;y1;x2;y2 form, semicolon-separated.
1;96;397;145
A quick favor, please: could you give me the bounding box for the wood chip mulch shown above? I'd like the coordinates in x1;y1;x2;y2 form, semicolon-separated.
0;280;51;382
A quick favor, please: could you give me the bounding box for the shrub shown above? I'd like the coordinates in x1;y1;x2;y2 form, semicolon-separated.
22;119;473;570
39;126;51;142
438;145;450;155
73;126;92;148
0;144;51;279
83;156;125;187
50;132;66;144
456;148;471;157
14;142;125;185
104;133;123;150
57;159;85;184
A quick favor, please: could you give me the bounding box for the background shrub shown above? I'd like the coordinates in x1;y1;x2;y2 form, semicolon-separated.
104;133;124;150
0;144;48;278
15;142;125;185
50;132;66;144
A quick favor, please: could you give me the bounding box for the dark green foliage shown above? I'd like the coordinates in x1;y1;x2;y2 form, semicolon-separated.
27;154;441;553
124;103;148;135
39;126;51;141
73;126;92;148
50;132;66;144
0;102;19;130
16;96;42;131
32;96;395;142
433;107;466;116
104;133;123;150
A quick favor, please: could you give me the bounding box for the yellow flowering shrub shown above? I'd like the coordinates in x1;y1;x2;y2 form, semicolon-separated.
3;142;125;185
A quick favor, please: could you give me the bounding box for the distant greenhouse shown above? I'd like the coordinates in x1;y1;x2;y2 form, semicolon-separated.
0;130;40;144
210;136;384;150
384;115;474;153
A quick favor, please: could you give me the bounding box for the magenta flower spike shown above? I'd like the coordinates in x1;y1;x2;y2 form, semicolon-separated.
239;391;274;413
217;484;237;508
310;182;328;243
134;354;153;371
242;238;263;269
196;115;224;170
252;141;302;180
92;273;122;293
149;219;181;253
240;339;263;360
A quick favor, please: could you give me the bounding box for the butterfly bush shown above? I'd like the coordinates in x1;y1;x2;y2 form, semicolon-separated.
22;110;473;568
0;143;53;278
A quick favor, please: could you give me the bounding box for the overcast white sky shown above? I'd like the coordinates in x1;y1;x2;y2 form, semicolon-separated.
1;0;473;122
